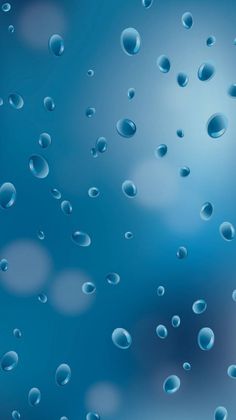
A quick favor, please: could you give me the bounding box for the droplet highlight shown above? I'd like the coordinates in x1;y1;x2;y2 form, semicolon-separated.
192;299;207;314
219;222;235;241
163;375;181;394
49;34;64;56
156;324;168;339
72;231;91;247
177;73;189;87
39;132;51;149
122;180;137;198
112;328;132;349
200;202;213;220
55;363;71;386
1;350;18;371
106;272;120;285
28;387;41;407
9;94;24;109
120;28;141;56
198;63;215;81
157;55;171;73
207;113;228;138
197;327;215;351
182;12;193;29
116;118;136;138
29;155;49;179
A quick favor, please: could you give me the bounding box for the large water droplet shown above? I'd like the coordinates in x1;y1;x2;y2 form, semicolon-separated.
207;113;228;138
86;413;100;420
0;258;8;271
163;375;180;394
156;324;168;339
44;96;55;111
29;155;49;179
142;0;153;8
127;88;135;100
120;28;141;56
206;36;216;47
183;362;191;371
1;351;18;371
72;231;91;247
9;94;24;109
200;202;213;220
214;406;228;420
192;299;207;314
198;63;215;81
2;2;11;12
157;55;171;73
55;363;71;386
219;222;235;241
228;84;236;98
177;73;189;87
82;282;96;295
176;246;188;259
122;180;137;198
157;285;165;296
96;137;107;153
88;187;100;198
49;34;64;56
227;364;236;379
155;144;168;158
0;182;16;209
106;272;120;285
12;410;20;420
112;328;132;349
116;118;136;138
61;200;72;215
28;387;41;407
198;327;215;351
171;315;181;328
182;12;193;29
13;328;22;339
39;132;51;148
86;107;96;118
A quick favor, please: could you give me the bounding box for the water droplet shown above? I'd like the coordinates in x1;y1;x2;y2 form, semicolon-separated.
49;34;64;56
9;93;24;109
157;285;165;296
60;417;69;420
61;200;72;215
12;411;20;420
142;0;153;8
39;132;51;148
177;129;184;138
8;24;14;33
228;84;236;98
0;98;3;106
207;113;228;138
157;55;171;73
116;118;136;138
38;293;47;303
0;182;16;209
171;315;181;328
87;69;94;77
86;413;100;420
37;230;45;240
214;406;228;420
43;96;55;111
82;282;96;295
112;328;132;349
156;324;168;339
198;63;215;81
176;246;188;259
179;166;190;177
163;375;180;394
2;3;11;12
127;88;135;100
206;36;216;47
183;362;191;371
88;187;100;198
182;12;193;29
72;231;91;247
51;188;61;199
96;137;107;153
192;299;207;314
227;364;236;379
120;28;141;56
13;328;22;339
86;107;96;118
106;272;120;285
125;231;133;239
232;290;236;302
28;387;41;407
219;222;235;241
198;327;215;351
0;258;8;271
122;180;137;197
29;155;49;179
1;350;18;371
177;73;189;87
91;147;98;158
55;363;71;386
200;202;213;220
155;144;168;158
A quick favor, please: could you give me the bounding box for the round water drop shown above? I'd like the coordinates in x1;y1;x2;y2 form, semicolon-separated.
55;363;71;386
200;202;213;220
9;93;24;109
8;24;14;33
125;231;133;239
120;28;141;56
87;69;94;77
142;0;153;8
112;328;132;349
156;324;168;339
82;282;96;295
49;34;64;56
177;129;184;138
192;299;207;314
198;327;215;351
163;375;180;394
177;246;188;259
172;315;181;328
206;36;216;47
72;231;91;247
1;350;18;371
228;84;236;98
122;180;137;198
177;73;189;87
61;200;72;215
106;272;120;285
96;137;107;153
214;406;228;420
155;144;168;158
91;147;98;158
128;88;135;100
51;188;61;199
182;12;193;29
28;387;41;407
157;285;165;296
13;328;22;339
38;293;48;304
116;118;136;138
219;222;235;241
44;96;55;111
29;155;49;179
179;166;190;177
2;2;11;11
88;187;100;198
157;55;171;73
0;182;16;209
39;132;51;148
86;413;100;420
183;362;191;371
37;230;45;240
0;258;8;271
232;290;236;302
198;63;215;81
227;364;236;379
12;410;20;420
86;107;96;118
207;113;228;138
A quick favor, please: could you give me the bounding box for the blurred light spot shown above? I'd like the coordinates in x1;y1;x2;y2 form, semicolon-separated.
86;382;121;416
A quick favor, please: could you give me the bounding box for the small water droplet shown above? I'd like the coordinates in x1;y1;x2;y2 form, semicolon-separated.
86;107;96;118
157;285;165;296
51;188;61;199
214;406;228;420
232;290;236;302
72;231;91;247
112;328;132;349
198;63;215;81
13;328;22;339
87;69;94;77
142;0;153;8
219;222;235;241
155;144;168;158
0;258;8;271
183;362;191;371
28;387;41;407
206;36;216;47
12;410;20;420
61;200;72;215
192;299;207;314
91;147;98;158
120;28;141;56
8;24;14;33
198;327;215;351
49;34;64;56
82;282;96;295
182;12;193;29
227;364;236;378
38;293;48;304
127;88;135;100
55;363;71;386
125;231;133;239
163;375;180;394
177;73;189;87
39;132;51;148
60;417;69;420
44;96;55;111
88;187;100;198
29;155;49;179
116;118;136;138
179;166;190;177
9;93;24;109
200;202;213;220
207;113;228;138
171;315;181;328
1;350;18;371
156;324;168;339
176;129;184;138
157;55;171;73
86;413;100;420
176;246;188;259
228;84;236;98
2;2;11;12
96;137;107;153
37;230;45;240
0;98;3;106
106;272;120;285
0;182;16;209
122;180;137;197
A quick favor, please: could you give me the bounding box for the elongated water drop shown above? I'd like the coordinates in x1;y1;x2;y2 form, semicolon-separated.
13;328;22;339
157;55;171;73
155;144;168;158
61;200;72;215
38;293;47;304
198;63;215;81
116;118;136;138
192;299;207;314
228;84;236;98
9;94;24;109
51;188;61;199
39;132;51;148
106;272;120;285
177;129;184;138
177;73;189;87
227;364;236;378
29;155;49;179
96;137;107;153
12;410;20;419
163;375;180;394
55;363;71;386
142;0;153;8
72;231;91;247
28;388;41;407
219;222;235;241
207;113;228;138
200;202;213;220
44;96;55;111
120;28;141;56
86;413;100;420
122;180;137;197
1;351;18;371
112;328;132;349
177;246;187;259
0;258;8;271
49;34;64;56
0;182;16;209
88;187;100;198
198;327;215;350
82;282;96;295
183;362;191;371
206;36;216;47
214;406;228;420
127;88;135;99
182;12;193;29
156;324;168;339
157;285;165;296
171;315;181;328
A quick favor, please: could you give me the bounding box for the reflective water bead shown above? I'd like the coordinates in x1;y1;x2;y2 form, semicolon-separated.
0;258;8;271
49;34;64;56
44;96;55;111
9;94;24;109
207;113;228;138
228;84;236;98
87;69;94;77
0;182;16;209
232;290;236;302
157;285;165;296
29;155;49;179
61;200;72;215
2;2;11;12
96;137;107;153
198;327;215;351
163;375;180;394
71;231;91;247
192;299;207;314
198;63;215;81
37;230;45;240
219;222;235;241
156;324;168;339
157;55;171;73
88;187;100;198
13;328;22;339
177;129;184;138
116;118;136;138
106;272;120;285
176;246;188;259
12;410;20;420
86;107;96;118
39;132;51;148
38;293;48;303
227;364;236;379
8;24;14;33
82;282;96;295
177;73;189;87
1;350;18;371
122;180;137;197
120;28;141;56
112;328;132;349
86;413;100;420
125;231;133;239
142;0;153;8
179;166;190;177
55;363;71;386
28;388;41;406
206;36;216;47
183;362;191;371
155;144;168;158
182;12;193;29
214;406;228;420
171;315;181;328
127;88;135;99
51;188;61;199
200;202;213;220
